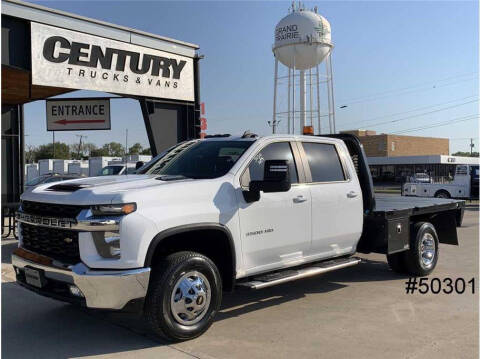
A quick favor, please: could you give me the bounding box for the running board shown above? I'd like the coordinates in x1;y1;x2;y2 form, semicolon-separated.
236;257;361;290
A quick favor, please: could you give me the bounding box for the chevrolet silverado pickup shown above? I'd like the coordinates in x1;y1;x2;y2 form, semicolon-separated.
13;133;464;341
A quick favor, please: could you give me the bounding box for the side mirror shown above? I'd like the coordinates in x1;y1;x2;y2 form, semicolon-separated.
243;160;292;203
250;160;291;193
135;161;144;170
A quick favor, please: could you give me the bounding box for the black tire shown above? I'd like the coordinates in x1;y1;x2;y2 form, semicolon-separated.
403;222;439;276
387;252;407;274
434;190;450;199
145;251;222;341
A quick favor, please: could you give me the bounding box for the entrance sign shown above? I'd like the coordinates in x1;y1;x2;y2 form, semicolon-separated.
46;98;111;131
31;23;195;101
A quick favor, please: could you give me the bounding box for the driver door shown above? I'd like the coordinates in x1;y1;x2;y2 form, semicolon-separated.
236;141;311;274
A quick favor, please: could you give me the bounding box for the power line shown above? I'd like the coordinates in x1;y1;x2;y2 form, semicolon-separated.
392;114;479;134
346;99;479;129
339;95;478;128
338;72;478;105
450;137;479;141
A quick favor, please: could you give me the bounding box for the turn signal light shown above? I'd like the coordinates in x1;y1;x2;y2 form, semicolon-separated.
91;203;137;216
121;203;136;214
303;126;314;135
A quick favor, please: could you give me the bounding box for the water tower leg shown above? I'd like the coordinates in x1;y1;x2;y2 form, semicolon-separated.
309;68;313;128
326;53;336;134
316;64;321;135
287;67;291;134
272;58;278;134
292;56;296;134
299;70;306;132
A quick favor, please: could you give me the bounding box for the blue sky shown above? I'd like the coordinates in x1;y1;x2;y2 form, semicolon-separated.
25;0;479;153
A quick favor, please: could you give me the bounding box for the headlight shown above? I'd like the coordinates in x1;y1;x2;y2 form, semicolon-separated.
91;203;136;216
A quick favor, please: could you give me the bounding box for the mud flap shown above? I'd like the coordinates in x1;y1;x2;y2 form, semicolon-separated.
429;211;459;245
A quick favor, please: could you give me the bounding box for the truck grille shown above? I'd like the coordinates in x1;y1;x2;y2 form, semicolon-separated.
20;223;80;264
21;201;85;218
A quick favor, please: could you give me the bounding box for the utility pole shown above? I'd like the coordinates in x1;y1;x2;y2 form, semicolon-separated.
470;138;474;155
267;120;281;133
76;134;87;159
125;129;128;175
52;131;56;158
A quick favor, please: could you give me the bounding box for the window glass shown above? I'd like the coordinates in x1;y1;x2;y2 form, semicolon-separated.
302;142;345;182
148;140;253;179
247;142;298;183
26;176;47;186
44;176;63;183
99;166;123;176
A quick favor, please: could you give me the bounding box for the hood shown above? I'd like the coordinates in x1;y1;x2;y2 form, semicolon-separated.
21;175;194;205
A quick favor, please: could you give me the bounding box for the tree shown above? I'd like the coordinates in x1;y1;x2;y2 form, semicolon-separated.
141;147;152;155
90;142;124;157
25;145;37;164
35;142;70;160
129;143;143;155
452;151;479;157
70;142;98;159
83;143;98;157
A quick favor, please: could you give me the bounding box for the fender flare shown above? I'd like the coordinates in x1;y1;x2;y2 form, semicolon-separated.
143;223;236;285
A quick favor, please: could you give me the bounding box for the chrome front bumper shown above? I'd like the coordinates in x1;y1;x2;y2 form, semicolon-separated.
12;248;150;310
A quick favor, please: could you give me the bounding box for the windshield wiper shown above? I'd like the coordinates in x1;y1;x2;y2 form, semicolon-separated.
155;175;192;181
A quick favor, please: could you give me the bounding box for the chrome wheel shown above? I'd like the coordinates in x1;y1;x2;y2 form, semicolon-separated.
420;233;436;268
170;271;211;326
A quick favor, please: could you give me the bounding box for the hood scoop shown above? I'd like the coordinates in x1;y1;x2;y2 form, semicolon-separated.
46;183;93;192
155;175;191;181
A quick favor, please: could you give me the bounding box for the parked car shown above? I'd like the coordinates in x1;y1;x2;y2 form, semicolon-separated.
23;173;82;192
14;134;464;341
97;164;137;176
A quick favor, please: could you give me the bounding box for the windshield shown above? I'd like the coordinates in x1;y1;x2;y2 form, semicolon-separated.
25;176;47;186
98;165;123;176
139;140;253;179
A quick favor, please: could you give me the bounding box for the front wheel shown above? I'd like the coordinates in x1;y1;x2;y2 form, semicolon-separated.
403;222;439;276
145;251;222;341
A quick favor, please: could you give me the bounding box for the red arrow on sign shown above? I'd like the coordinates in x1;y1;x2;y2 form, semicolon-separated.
54;119;106;125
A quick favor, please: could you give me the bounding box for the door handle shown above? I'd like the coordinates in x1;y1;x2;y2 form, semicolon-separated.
293;195;308;203
347;191;358;198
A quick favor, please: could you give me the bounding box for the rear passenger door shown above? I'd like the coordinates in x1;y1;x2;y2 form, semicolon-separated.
300;141;363;258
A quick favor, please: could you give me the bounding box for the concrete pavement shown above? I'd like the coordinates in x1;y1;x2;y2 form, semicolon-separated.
2;205;478;358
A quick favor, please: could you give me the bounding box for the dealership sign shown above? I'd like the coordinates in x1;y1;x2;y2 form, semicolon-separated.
46;98;111;131
31;22;194;101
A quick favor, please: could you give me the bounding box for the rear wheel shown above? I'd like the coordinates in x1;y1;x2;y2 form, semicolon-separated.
403;222;439;276
145;251;222;341
434;190;450;199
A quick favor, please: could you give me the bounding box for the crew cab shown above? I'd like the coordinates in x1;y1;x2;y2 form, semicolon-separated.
12;134;464;341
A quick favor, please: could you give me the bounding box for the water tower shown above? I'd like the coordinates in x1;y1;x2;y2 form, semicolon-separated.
271;2;335;134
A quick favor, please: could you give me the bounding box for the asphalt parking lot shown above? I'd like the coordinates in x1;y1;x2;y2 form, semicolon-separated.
2;203;478;359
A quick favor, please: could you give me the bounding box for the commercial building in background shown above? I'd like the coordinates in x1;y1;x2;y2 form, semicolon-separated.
340;129;449;157
341;129;477;182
